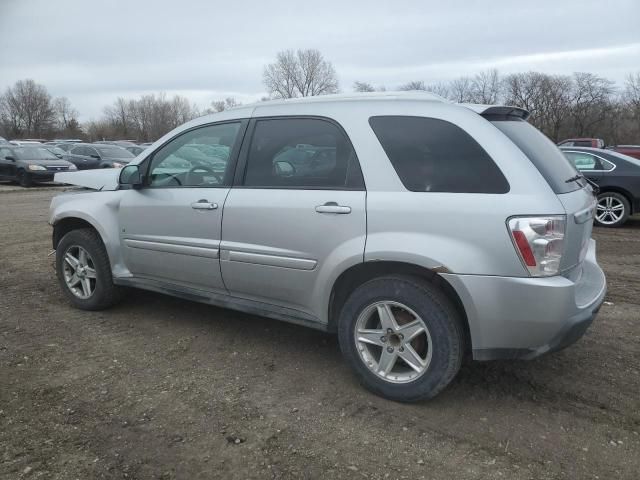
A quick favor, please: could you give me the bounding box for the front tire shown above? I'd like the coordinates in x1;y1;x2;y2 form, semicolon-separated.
17;170;33;187
595;192;630;228
55;228;123;310
338;275;464;402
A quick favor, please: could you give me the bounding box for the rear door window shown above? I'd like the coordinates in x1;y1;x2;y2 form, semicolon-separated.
369;116;509;193
564;152;600;171
490;118;583;193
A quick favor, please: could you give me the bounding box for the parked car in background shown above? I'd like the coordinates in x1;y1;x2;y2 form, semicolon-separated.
125;145;147;156
0;136;8;145
607;145;640;160
0;144;76;187
561;146;640;227
64;143;135;169
10;140;43;146
44;146;67;159
49;93;605;401
54;143;76;152
558;138;605;148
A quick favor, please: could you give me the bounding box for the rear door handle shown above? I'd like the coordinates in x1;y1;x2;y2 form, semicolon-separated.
191;200;218;210
315;202;351;214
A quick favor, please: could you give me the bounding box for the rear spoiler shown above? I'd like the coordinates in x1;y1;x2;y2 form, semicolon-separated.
460;104;530;121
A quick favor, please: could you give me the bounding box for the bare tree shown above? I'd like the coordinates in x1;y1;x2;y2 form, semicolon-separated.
210;97;241;112
353;81;376;92
53;97;78;132
398;80;427;91
448;76;475;103
263;49;339;99
426;82;451;99
569;72;615;137
0;79;55;137
470;69;502;104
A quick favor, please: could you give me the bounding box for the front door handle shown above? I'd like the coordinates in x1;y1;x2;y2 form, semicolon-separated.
315;202;351;214
191;200;218;210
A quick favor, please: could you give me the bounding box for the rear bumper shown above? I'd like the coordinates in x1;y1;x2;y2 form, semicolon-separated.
442;239;606;360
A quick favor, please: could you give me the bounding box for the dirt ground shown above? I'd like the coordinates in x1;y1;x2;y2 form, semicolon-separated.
1;186;639;480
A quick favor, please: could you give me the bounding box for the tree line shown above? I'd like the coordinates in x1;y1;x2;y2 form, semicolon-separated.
1;49;638;144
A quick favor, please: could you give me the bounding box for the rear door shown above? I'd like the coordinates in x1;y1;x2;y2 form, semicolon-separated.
563;150;604;183
220;117;366;318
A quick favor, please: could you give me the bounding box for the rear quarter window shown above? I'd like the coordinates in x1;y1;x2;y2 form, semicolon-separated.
369;116;509;194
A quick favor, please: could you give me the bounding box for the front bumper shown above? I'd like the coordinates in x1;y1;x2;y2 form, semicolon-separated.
30;171;56;181
442;239;606;360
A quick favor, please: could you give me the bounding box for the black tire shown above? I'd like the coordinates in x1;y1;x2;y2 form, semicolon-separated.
55;228;124;310
595;192;630;228
17;170;33;188
337;275;464;402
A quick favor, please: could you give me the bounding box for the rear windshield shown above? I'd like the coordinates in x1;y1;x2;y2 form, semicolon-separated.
490;118;584;194
95;146;134;159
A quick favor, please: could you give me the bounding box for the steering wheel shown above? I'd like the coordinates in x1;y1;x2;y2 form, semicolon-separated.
185;164;223;185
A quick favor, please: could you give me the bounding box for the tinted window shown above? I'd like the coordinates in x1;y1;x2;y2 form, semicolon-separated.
95;146;134;159
70;146;85;156
369;116;509;193
148;122;240;187
243;118;364;189
490;119;583;194
574;141;592;147
564;152;598;171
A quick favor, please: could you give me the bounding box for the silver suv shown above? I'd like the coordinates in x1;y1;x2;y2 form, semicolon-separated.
49;93;606;401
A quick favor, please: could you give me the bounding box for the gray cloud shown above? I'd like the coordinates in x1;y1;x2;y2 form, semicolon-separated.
1;0;638;120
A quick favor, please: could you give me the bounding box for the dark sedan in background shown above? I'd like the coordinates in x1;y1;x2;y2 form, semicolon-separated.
63;143;135;170
0;145;77;187
561;146;640;227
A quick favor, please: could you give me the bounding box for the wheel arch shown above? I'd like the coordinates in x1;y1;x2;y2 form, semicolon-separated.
598;187;634;214
327;261;472;353
52;215;105;250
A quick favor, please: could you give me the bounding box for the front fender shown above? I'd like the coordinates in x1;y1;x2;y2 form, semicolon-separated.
50;191;130;277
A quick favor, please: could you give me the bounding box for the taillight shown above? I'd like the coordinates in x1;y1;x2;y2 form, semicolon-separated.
507;216;566;277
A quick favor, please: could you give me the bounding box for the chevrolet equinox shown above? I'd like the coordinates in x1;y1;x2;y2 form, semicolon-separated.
49;92;606;401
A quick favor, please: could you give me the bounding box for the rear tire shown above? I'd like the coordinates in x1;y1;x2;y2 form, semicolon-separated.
17;170;32;188
55;228;124;310
595;192;630;228
337;275;464;402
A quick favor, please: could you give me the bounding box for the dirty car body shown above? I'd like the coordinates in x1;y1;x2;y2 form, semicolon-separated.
49;93;606;401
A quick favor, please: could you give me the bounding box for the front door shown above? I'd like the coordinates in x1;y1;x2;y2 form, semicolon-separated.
220;117;367;318
119;121;245;293
0;147;15;178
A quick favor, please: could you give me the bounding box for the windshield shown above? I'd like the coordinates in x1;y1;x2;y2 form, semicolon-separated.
95;146;134;159
13;147;58;160
490;119;584;194
46;147;65;156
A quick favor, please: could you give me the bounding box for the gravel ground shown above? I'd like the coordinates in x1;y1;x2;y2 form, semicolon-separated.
1;187;639;479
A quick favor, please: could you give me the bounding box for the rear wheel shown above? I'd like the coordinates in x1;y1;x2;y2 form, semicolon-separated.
17;170;33;188
595;192;629;227
338;275;464;402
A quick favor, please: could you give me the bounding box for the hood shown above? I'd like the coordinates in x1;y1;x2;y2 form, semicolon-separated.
54;168;120;191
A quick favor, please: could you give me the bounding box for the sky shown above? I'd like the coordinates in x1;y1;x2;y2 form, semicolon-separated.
1;0;639;121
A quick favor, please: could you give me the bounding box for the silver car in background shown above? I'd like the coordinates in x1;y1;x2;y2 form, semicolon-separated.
49;92;606;401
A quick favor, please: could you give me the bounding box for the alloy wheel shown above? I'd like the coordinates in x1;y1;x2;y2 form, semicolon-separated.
62;245;97;299
354;301;432;383
596;195;625;225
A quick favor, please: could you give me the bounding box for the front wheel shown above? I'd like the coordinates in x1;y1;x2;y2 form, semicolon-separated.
595;192;630;227
338;275;464;402
55;228;123;310
17;170;33;187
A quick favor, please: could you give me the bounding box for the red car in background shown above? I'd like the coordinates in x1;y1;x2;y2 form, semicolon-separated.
608;145;640;160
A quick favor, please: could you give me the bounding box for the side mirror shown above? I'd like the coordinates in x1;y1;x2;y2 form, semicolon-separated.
119;164;142;188
5;155;15;161
274;160;295;177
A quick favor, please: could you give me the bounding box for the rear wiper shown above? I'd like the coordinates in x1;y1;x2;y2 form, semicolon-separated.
565;173;599;195
565;174;584;184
